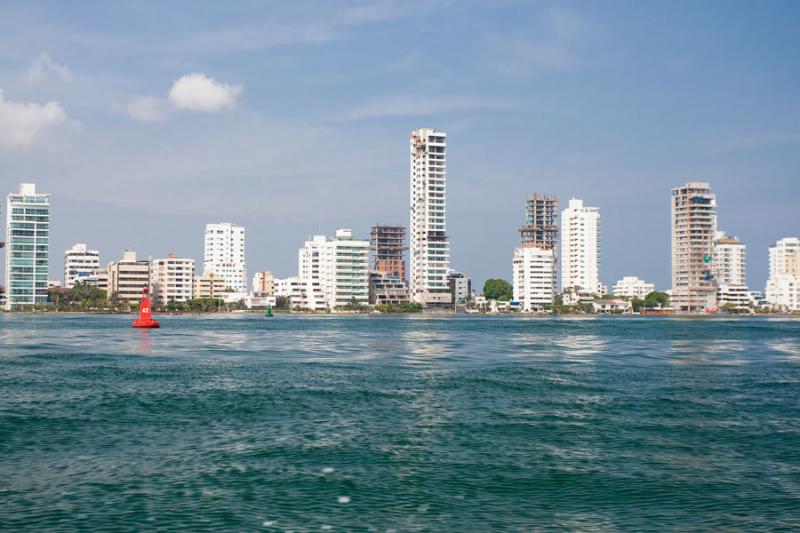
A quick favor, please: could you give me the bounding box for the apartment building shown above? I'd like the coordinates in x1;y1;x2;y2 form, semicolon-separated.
151;254;195;304
409;128;451;306
64;243;100;289
107;250;151;303
671;182;717;313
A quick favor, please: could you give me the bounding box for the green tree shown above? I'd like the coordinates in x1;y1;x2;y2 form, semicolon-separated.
275;296;290;310
341;297;367;312
644;291;670;308
631;297;644;312
483;278;513;301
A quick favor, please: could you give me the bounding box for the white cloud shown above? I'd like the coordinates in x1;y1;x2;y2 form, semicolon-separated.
113;95;169;122
0;89;69;148
167;73;242;112
24;53;72;84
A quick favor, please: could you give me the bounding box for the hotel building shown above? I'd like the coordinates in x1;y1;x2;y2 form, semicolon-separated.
561;198;601;293
203;222;246;293
513;194;558;310
671;182;717;313
409;128;451;306
4;183;50;310
299;229;370;310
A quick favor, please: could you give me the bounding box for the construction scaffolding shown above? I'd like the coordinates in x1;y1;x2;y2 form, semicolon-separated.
518;194;558;249
370;225;407;280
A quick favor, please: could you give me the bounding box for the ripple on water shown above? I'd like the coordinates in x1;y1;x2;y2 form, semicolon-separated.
0;315;799;530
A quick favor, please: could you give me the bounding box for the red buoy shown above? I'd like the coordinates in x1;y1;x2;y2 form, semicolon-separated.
132;286;160;328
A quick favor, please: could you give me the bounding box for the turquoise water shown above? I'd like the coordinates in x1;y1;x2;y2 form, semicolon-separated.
1;315;799;531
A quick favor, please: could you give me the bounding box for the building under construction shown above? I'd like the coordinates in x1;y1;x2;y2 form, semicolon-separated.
370;225;407;280
518;194;558;249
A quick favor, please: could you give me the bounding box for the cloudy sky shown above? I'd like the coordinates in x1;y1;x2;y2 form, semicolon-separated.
1;0;798;290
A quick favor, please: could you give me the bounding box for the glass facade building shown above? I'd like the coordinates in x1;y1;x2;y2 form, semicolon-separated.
5;184;50;310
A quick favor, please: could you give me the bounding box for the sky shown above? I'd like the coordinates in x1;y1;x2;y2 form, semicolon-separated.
0;0;798;291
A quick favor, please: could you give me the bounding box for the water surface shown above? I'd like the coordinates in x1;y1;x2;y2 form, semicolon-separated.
1;315;799;531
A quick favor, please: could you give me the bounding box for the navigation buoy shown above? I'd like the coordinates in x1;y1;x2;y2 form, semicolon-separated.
132;286;160;328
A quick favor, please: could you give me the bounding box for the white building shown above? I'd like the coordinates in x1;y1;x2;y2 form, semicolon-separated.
252;271;274;295
203;222;246;293
713;232;747;286
64;243;100;289
151;254;195;304
409;128;452;306
561;198;601;293
513;246;555;312
298;229;370;310
5;183;50;310
274;276;305;308
612;276;656;300
671;182;718;313
712;232;749;308
766;237;800;311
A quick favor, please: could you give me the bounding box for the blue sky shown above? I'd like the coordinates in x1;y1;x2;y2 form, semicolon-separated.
0;0;798;291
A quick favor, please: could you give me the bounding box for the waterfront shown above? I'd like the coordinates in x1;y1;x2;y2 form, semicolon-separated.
1;315;799;531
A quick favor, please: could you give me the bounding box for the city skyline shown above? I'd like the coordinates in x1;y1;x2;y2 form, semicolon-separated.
0;1;798;290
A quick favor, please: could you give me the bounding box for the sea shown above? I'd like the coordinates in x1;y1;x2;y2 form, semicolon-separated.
1;314;799;531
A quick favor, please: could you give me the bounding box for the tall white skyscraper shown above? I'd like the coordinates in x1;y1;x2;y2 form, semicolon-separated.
64;243;101;289
409;128;451;306
671;182;717;313
766;237;800;311
5;183;50;310
560;198;601;293
203;222;247;293
298;229;369;310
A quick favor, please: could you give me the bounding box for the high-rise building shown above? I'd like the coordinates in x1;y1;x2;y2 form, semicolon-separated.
766;237;800;311
409;128;451;306
513;194;558;310
203;222;246;293
787;249;800;278
252;271;275;295
5;183;50;310
671;182;717;313
299;229;370;310
107;250;151;303
518;194;558;250
513;246;556;312
369;225;409;306
64;243;100;289
560;198;601;293
370;225;406;280
612;276;656;300
712;231;749;308
151;254;195;304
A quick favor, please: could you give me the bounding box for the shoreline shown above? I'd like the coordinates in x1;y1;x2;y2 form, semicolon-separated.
2;310;799;319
